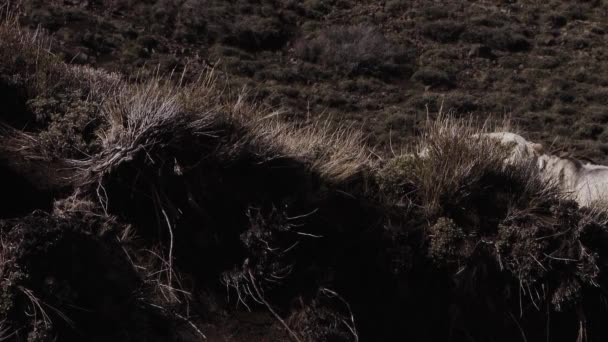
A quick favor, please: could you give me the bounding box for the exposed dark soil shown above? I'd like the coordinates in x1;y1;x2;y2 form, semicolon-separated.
0;165;53;218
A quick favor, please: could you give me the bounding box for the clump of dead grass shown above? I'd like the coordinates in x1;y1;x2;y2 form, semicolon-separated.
67;74;223;192
412;115;513;214
245;118;373;183
67;66;373;193
0;3;120;97
0;5;55;88
379;115;561;218
54;61;374;342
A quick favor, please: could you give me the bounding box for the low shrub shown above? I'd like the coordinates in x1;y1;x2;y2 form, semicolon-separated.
421;20;465;43
411;67;453;88
461;26;532;52
28;92;102;158
293;24;414;78
427;217;473;263
0;212;174;342
224;15;291;51
376;153;417;204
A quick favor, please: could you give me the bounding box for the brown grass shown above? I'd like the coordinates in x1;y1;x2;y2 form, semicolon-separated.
245;117;373;182
392;115;562;216
413;115;504;213
0;5;55;87
64;66;374;189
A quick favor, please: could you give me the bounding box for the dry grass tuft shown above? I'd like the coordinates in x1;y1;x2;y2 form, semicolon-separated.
383;114;560;216
245;118;373;182
0;4;120;102
413;115;507;209
66;66;374;190
70;76;218;188
0;5;55;86
0;2;122;96
0;125;71;189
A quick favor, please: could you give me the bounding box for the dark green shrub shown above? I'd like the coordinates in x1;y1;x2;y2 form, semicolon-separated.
443;93;479;113
471;15;507;28
28;92;101;158
302;0;333;16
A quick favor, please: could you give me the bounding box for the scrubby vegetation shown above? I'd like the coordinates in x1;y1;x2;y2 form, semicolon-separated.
3;6;608;341
11;0;608;163
292;24;413;78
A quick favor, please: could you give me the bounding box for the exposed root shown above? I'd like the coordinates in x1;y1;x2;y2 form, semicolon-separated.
146;302;207;340
248;270;302;342
319;288;359;342
17;286;52;330
0;319;16;341
142;246;190;304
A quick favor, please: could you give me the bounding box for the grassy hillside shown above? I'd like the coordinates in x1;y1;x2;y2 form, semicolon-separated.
3;2;608;342
13;0;608;162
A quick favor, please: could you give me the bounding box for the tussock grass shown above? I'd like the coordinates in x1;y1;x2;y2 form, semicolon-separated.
0;5;54;85
245;118;372;182
68;68;373;190
49;54;375;342
72;78;215;186
413;115;510;214
379;115;563;217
